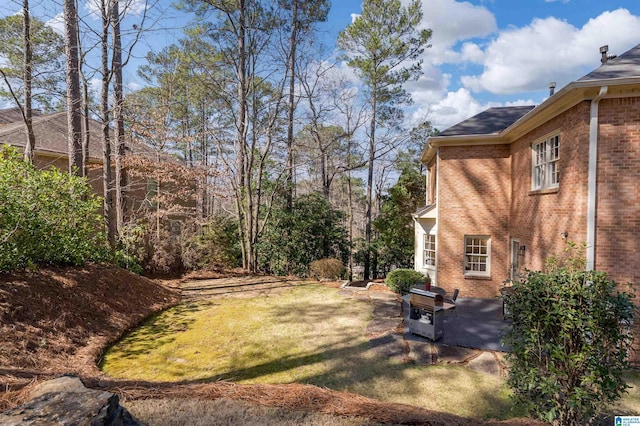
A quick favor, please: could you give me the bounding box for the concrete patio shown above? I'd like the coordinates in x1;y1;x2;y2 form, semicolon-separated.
400;294;510;375
402;296;510;352
338;282;511;374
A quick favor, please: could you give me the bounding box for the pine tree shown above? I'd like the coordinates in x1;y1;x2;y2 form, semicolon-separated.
338;0;431;278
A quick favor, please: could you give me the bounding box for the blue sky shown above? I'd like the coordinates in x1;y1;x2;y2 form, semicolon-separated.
2;0;640;131
320;0;640;130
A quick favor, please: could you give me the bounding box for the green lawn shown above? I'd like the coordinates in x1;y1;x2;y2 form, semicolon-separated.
100;283;638;421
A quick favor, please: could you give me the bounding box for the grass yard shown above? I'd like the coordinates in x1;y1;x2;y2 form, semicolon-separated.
100;282;639;421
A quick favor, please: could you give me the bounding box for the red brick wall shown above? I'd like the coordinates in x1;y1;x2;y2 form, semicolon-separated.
433;97;639;362
594;97;640;289
508;101;590;274
436;144;511;298
595;97;640;366
507;98;640;365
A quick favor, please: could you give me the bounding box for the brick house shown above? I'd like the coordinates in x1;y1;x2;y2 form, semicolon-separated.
0;109;107;195
414;44;639;303
0;108;192;218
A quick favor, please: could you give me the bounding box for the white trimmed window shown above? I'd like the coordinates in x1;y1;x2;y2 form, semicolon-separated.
464;236;490;277
424;234;436;267
532;134;560;190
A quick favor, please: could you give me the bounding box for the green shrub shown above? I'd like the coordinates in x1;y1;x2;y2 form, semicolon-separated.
181;216;242;270
118;215;183;274
309;258;345;280
113;247;144;275
502;247;635;425
0;145;108;270
257;193;348;277
384;268;427;294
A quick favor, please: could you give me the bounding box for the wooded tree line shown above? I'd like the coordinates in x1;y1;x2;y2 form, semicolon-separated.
0;0;433;278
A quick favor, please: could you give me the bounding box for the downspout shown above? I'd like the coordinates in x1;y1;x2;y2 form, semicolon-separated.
586;86;608;271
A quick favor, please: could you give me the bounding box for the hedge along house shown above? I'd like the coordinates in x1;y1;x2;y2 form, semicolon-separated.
413;43;640;305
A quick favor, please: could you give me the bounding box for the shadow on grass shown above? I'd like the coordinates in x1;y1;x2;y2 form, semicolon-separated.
101;284;517;420
181;280;315;298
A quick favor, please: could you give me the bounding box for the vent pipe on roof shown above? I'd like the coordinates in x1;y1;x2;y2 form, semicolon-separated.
600;45;609;64
599;45;617;64
549;82;556;96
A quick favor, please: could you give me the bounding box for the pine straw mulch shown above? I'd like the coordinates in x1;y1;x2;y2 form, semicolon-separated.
0;265;541;425
83;378;540;426
0;263;180;409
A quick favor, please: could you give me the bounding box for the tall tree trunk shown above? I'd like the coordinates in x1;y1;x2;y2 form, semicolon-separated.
235;0;250;270
364;92;376;280
321;147;330;199
22;0;36;164
347;142;354;281
100;0;115;247
285;0;298;211
77;0;90;178
198;98;207;223
80;76;90;177
63;0;83;174
111;0;126;238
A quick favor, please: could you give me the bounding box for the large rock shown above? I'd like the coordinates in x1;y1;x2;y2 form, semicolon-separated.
0;376;138;425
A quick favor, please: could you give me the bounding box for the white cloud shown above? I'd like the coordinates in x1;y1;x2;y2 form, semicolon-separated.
461;8;640;94
504;99;537;107
122;0;148;16
84;0;148;20
46;12;65;35
410;88;485;130
408;86;537;131
84;0;101;18
460;42;484;63
408;0;497;65
340;2;640;135
405;63;450;104
89;77;103;95
126;81;143;92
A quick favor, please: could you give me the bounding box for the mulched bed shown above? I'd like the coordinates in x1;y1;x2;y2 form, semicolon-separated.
0;264;180;408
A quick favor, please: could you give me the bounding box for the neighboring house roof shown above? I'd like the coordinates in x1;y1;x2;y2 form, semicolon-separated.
0;110;158;162
0;107;42;125
579;43;640;81
0;111;105;161
437;106;535;137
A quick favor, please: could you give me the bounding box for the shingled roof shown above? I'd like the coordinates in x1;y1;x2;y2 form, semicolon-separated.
0;107;42;126
0;109;160;161
437;105;535;137
579;43;640;81
0;111;105;160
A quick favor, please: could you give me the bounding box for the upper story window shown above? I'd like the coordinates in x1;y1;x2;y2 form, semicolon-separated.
532;134;560;190
424;234;436;267
464;235;490;277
